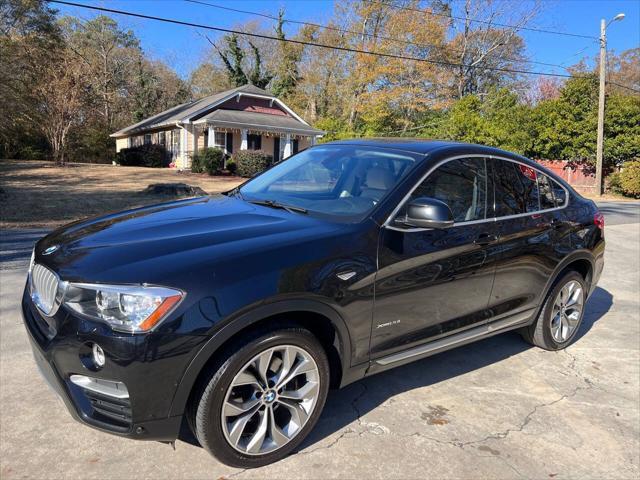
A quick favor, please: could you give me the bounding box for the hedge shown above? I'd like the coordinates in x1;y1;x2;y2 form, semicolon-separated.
191;147;225;175
619;160;640;198
116;144;170;168
232;150;273;177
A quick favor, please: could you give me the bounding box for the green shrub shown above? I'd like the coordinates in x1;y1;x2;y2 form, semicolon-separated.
233;150;272;177
191;147;224;175
116;144;169;168
226;159;237;174
619;160;640;198
607;171;624;195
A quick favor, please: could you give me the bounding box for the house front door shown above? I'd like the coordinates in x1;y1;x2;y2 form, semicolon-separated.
226;132;233;155
273;137;280;162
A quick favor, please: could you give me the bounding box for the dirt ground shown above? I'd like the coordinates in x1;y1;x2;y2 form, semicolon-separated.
0;160;634;229
0;161;244;229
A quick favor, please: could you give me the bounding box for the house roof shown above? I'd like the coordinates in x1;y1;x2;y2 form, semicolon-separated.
110;84;293;137
196;109;325;136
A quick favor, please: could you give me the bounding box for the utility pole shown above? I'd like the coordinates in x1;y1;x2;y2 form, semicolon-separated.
595;19;606;196
595;13;625;196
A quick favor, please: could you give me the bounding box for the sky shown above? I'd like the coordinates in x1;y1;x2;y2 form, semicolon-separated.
52;0;640;80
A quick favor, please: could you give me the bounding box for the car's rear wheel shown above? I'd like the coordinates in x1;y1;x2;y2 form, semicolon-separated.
192;327;329;468
522;270;587;350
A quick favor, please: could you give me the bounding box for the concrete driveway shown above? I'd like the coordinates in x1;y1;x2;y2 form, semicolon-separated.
1;202;638;479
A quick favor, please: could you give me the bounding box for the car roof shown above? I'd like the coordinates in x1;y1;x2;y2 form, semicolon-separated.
322;138;576;195
322;138;524;159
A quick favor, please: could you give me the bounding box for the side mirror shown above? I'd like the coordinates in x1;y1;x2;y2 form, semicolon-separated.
400;197;454;229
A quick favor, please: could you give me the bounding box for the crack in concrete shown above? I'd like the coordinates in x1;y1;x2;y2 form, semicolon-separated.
228;346;597;476
295;383;368;456
224;468;248;479
562;348;598;390
458;385;585;447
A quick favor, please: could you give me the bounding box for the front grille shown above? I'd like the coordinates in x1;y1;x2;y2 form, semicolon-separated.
85;390;133;427
30;264;59;315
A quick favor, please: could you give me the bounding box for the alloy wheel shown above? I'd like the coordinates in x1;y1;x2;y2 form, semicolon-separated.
221;345;321;455
550;280;584;343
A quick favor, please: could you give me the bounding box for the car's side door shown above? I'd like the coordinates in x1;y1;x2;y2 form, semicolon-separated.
370;157;502;360
487;158;572;322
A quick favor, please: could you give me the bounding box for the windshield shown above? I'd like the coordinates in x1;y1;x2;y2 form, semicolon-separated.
239;145;421;221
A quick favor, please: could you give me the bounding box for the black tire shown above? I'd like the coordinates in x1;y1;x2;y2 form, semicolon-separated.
191;327;330;468
522;270;587;350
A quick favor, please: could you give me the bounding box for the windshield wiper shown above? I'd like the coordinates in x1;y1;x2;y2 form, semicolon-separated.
224;186;244;200
248;199;308;214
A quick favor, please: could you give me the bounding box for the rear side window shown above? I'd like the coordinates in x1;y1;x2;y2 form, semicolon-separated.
492;159;539;216
550;179;567;206
410;157;488;222
537;173;556;210
493;159;568;217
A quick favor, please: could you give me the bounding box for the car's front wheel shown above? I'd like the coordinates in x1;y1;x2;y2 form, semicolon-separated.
192;327;330;468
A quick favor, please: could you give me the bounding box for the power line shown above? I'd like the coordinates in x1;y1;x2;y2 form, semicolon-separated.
185;0;575;72
608;81;640;93
47;0;640;93
363;0;598;40
48;0;589;81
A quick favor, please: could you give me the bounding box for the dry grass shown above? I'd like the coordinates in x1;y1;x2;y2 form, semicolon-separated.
0;160;243;229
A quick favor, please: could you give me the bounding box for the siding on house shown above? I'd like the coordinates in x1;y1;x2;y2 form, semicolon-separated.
115;138;128;153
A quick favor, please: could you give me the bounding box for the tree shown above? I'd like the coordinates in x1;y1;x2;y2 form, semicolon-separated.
439;88;534;154
0;0;62;158
212;33;272;88
530;76;599;166
444;0;541;98
30;48;88;164
63;15;140;129
131;59;190;122
338;0;451;132
270;9;302;98
188;62;233;97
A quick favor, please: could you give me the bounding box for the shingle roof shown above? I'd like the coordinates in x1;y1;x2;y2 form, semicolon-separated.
110;84;273;137
197;109;325;136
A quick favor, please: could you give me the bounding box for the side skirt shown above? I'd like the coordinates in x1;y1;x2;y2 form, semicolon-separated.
364;309;535;376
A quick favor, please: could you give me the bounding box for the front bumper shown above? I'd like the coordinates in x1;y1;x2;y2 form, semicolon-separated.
21;286;207;442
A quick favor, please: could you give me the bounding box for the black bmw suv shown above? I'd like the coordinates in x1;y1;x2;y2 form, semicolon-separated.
23;140;604;468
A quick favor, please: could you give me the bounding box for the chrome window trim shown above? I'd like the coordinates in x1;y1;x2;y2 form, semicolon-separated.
383;153;569;233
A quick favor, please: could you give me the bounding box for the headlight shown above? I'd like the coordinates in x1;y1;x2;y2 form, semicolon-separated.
63;283;184;333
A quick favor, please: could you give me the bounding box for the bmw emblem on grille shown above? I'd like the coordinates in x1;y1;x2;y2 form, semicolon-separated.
42;245;59;255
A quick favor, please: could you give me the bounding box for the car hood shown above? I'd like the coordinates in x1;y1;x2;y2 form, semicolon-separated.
36;195;342;284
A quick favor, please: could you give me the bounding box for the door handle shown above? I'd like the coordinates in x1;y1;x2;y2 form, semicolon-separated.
550;218;563;230
474;233;498;245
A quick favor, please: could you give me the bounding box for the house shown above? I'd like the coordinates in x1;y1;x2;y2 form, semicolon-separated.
110;84;324;169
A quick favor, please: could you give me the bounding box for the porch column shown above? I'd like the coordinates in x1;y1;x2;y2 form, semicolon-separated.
240;129;248;150
207;125;215;148
283;133;292;159
193;125;199;154
311;136;317;146
179;126;188;169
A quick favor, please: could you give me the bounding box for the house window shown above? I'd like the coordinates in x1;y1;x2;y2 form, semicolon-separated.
158;131;166;147
247;134;261;150
144;133;152;145
214;131;226;150
171;129;180;159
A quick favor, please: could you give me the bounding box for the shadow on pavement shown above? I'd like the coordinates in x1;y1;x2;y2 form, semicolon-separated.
176;286;614;452
0;229;49;269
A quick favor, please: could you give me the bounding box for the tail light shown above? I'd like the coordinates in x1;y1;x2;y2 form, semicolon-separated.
594;211;605;230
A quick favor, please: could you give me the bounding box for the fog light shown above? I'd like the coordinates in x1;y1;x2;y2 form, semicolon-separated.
92;343;105;367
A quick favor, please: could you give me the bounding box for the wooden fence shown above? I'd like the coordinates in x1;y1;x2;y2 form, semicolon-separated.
536;160;596;191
